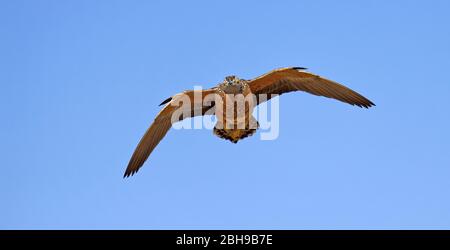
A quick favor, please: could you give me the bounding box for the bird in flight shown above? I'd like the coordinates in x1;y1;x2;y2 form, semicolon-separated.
124;67;375;177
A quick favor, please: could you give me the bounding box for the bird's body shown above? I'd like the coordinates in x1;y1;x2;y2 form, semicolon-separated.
213;76;259;143
124;67;375;177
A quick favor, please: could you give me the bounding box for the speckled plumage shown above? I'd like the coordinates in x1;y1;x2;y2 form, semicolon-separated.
212;76;259;143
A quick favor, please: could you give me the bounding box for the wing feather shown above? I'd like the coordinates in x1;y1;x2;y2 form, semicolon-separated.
249;67;375;108
124;88;216;177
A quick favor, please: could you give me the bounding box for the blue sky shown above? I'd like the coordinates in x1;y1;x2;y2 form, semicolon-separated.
1;0;450;229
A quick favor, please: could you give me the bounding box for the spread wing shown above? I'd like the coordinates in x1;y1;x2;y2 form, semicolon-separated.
124;88;217;177
248;67;375;108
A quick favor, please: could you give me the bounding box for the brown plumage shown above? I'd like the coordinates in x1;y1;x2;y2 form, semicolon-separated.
249;67;374;108
124;67;375;177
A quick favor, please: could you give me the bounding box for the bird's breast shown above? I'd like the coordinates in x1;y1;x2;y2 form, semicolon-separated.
215;83;256;129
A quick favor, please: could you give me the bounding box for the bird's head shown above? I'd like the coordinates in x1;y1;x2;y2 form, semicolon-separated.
223;75;240;86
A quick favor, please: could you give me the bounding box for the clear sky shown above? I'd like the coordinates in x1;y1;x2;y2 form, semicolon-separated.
1;0;450;229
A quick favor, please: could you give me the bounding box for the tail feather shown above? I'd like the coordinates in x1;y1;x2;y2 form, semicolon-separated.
213;120;259;143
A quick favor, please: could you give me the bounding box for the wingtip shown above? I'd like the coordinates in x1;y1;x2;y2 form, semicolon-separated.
123;165;137;178
366;100;376;108
360;102;376;109
123;170;135;178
